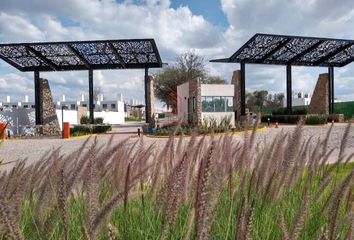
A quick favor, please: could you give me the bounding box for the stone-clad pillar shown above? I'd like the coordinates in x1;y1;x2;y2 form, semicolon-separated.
232;70;242;121
188;77;201;126
39;78;61;136
308;73;329;115
146;75;155;127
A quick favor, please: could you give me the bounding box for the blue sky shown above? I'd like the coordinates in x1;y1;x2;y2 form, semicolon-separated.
170;0;228;27
1;0;354;103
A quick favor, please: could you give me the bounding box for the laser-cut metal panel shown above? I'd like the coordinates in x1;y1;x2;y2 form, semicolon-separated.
211;33;354;67
0;39;162;71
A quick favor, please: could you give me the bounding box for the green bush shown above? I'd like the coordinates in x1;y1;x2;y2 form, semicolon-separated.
80;115;91;124
70;116;112;136
94;117;104;124
292;107;308;115
261;115;301;124
272;107;307;115
71;125;111;136
305;114;328;125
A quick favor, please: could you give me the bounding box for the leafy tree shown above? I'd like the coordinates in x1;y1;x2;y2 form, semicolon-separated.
247;91;284;112
266;93;284;108
154;51;207;109
253;90;268;110
202;76;228;84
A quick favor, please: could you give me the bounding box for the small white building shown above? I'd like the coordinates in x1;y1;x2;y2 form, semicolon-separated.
177;82;235;126
0;94;126;133
283;92;311;107
56;94;125;126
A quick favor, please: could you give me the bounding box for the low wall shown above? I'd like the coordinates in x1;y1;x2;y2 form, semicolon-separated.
0;108;126;134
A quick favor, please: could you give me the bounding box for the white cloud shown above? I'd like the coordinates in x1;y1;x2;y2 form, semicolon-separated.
216;0;354;99
0;13;44;42
1;0;354;102
0;0;221;101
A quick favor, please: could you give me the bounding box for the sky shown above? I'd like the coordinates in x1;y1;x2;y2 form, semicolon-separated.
1;0;354;103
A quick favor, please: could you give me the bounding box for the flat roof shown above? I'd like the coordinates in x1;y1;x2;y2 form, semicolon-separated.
210;33;354;67
0;39;162;72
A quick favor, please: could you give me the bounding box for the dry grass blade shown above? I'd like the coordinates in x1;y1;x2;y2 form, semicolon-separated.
0;200;23;240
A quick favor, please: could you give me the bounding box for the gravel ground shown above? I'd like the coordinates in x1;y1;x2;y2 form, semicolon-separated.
0;123;353;170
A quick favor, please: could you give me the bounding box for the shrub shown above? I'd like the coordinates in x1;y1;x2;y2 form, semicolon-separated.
305;114;328;125
71;124;111;136
261;114;301;124
80;115;91;124
327;114;345;123
94;117;104;124
292;107;308;115
272;107;308;115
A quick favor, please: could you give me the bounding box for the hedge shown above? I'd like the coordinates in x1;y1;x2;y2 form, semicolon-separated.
261;115;301;124
262;114;337;125
71;125;111;136
304;115;328;125
271;107;308;116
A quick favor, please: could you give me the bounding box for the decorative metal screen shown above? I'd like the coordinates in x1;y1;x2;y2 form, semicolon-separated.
211;33;354;67
0;39;162;71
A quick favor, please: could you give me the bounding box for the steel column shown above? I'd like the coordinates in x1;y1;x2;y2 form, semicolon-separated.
240;63;246;116
34;71;42;125
328;67;334;114
286;65;292;114
144;67;151;124
88;69;94;124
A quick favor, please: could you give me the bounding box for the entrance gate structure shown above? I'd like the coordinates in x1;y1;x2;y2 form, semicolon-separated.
0;39;163;125
210;33;354;119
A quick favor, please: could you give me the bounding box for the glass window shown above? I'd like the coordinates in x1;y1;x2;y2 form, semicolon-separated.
70;104;76;110
202;97;213;112
213;97;224;112
103;104;107;109
201;96;233;112
111;103;116;109
226;97;233;112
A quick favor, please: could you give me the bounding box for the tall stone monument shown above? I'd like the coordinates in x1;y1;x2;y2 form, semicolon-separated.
308;73;329;115
39;78;61;136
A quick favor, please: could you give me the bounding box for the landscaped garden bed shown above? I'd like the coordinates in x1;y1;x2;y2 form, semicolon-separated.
71;116;112;137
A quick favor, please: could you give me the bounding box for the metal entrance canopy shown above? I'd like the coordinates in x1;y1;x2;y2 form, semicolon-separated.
211;33;354;67
0;38;163;124
210;33;354;117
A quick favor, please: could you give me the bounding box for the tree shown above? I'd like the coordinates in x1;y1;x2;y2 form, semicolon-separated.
176;51;206;82
202;76;228;84
265;93;284;108
253;90;268;110
154;51;207;109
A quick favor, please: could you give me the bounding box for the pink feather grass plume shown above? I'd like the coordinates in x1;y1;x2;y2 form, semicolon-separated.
0;122;353;239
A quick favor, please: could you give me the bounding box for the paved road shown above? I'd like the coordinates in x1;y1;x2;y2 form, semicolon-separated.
0;123;353;170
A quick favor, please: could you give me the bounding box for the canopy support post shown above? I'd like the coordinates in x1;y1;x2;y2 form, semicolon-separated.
240;63;246;116
34;71;42;125
88;69;94;124
144;67;151;124
328;67;334;114
286;65;292;114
